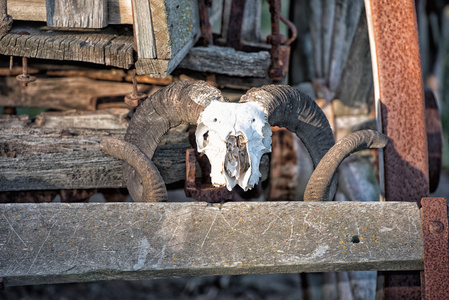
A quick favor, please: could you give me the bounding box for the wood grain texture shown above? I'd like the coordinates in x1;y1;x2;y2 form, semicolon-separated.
0;116;269;191
8;0;133;24
179;46;270;77
0;127;188;190
151;0;199;60
35;109;130;129
0;77;148;111
0;23;134;69
132;0;156;59
327;1;363;91
46;0;108;28
334;7;372;115
0;201;423;286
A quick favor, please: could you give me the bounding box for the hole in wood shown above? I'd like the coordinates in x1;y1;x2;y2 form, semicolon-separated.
351;235;360;243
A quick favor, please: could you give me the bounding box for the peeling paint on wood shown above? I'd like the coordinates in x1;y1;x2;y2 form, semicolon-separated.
0;201;423;286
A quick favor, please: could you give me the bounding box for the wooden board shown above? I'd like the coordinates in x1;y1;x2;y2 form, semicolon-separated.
0;23;134;69
46;0;108;28
0;127;187;190
0;77;148;111
0;201;423;286
178;46;270;78
131;0;156;59
8;0;133;25
0;114;270;191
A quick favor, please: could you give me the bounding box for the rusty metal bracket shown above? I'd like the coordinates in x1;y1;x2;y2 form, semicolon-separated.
185;149;234;203
421;197;449;299
208;0;294;81
185;128;234;202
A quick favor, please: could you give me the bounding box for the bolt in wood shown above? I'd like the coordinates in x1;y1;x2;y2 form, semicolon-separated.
16;57;36;87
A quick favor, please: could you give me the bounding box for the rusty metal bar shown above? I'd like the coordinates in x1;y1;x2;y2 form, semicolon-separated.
365;0;429;298
267;0;283;80
198;0;213;46
421;197;449;300
365;0;429;203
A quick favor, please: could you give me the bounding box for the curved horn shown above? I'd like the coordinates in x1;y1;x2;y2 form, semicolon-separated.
100;138;167;202
123;81;226;202
304;130;388;202
240;85;336;200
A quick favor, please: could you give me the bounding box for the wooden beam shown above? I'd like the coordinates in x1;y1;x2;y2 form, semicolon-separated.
178;46;270;78
35;109;130;129
0;201;423;286
0;24;134;70
8;0;133;25
0;77;148;111
0;114;269;191
46;0;108;28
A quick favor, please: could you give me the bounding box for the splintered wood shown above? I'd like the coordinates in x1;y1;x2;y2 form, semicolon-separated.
0;201;423;286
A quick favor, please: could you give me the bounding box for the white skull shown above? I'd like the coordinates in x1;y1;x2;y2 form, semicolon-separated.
195;101;272;191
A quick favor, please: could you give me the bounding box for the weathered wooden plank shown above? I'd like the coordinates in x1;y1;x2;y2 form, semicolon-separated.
8;0;133;25
0;127;182;190
327;1;364;91
288;0;314;85
0;23;134;69
309;1;323;78
46;0;108;28
0;76;148;111
178;46;270;78
0;124;270;191
334;7;372;116
131;0;156;59
35;109;130;129
135;32;198;77
0;201;423;286
151;0;199;60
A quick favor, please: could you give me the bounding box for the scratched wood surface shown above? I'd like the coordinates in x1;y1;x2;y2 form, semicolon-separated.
0;201;423;286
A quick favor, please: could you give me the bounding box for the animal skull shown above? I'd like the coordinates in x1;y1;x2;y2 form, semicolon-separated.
196;101;272;191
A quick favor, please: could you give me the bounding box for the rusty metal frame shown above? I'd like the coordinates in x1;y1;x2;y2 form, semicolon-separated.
421;197;449;299
198;0;294;80
184;149;234;203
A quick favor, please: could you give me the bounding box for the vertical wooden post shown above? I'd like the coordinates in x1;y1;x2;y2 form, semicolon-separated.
131;0;157;59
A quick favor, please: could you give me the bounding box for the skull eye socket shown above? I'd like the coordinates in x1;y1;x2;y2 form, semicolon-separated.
202;130;209;148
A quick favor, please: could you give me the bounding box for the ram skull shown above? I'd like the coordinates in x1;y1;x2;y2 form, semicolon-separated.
100;81;388;203
195;101;272;191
